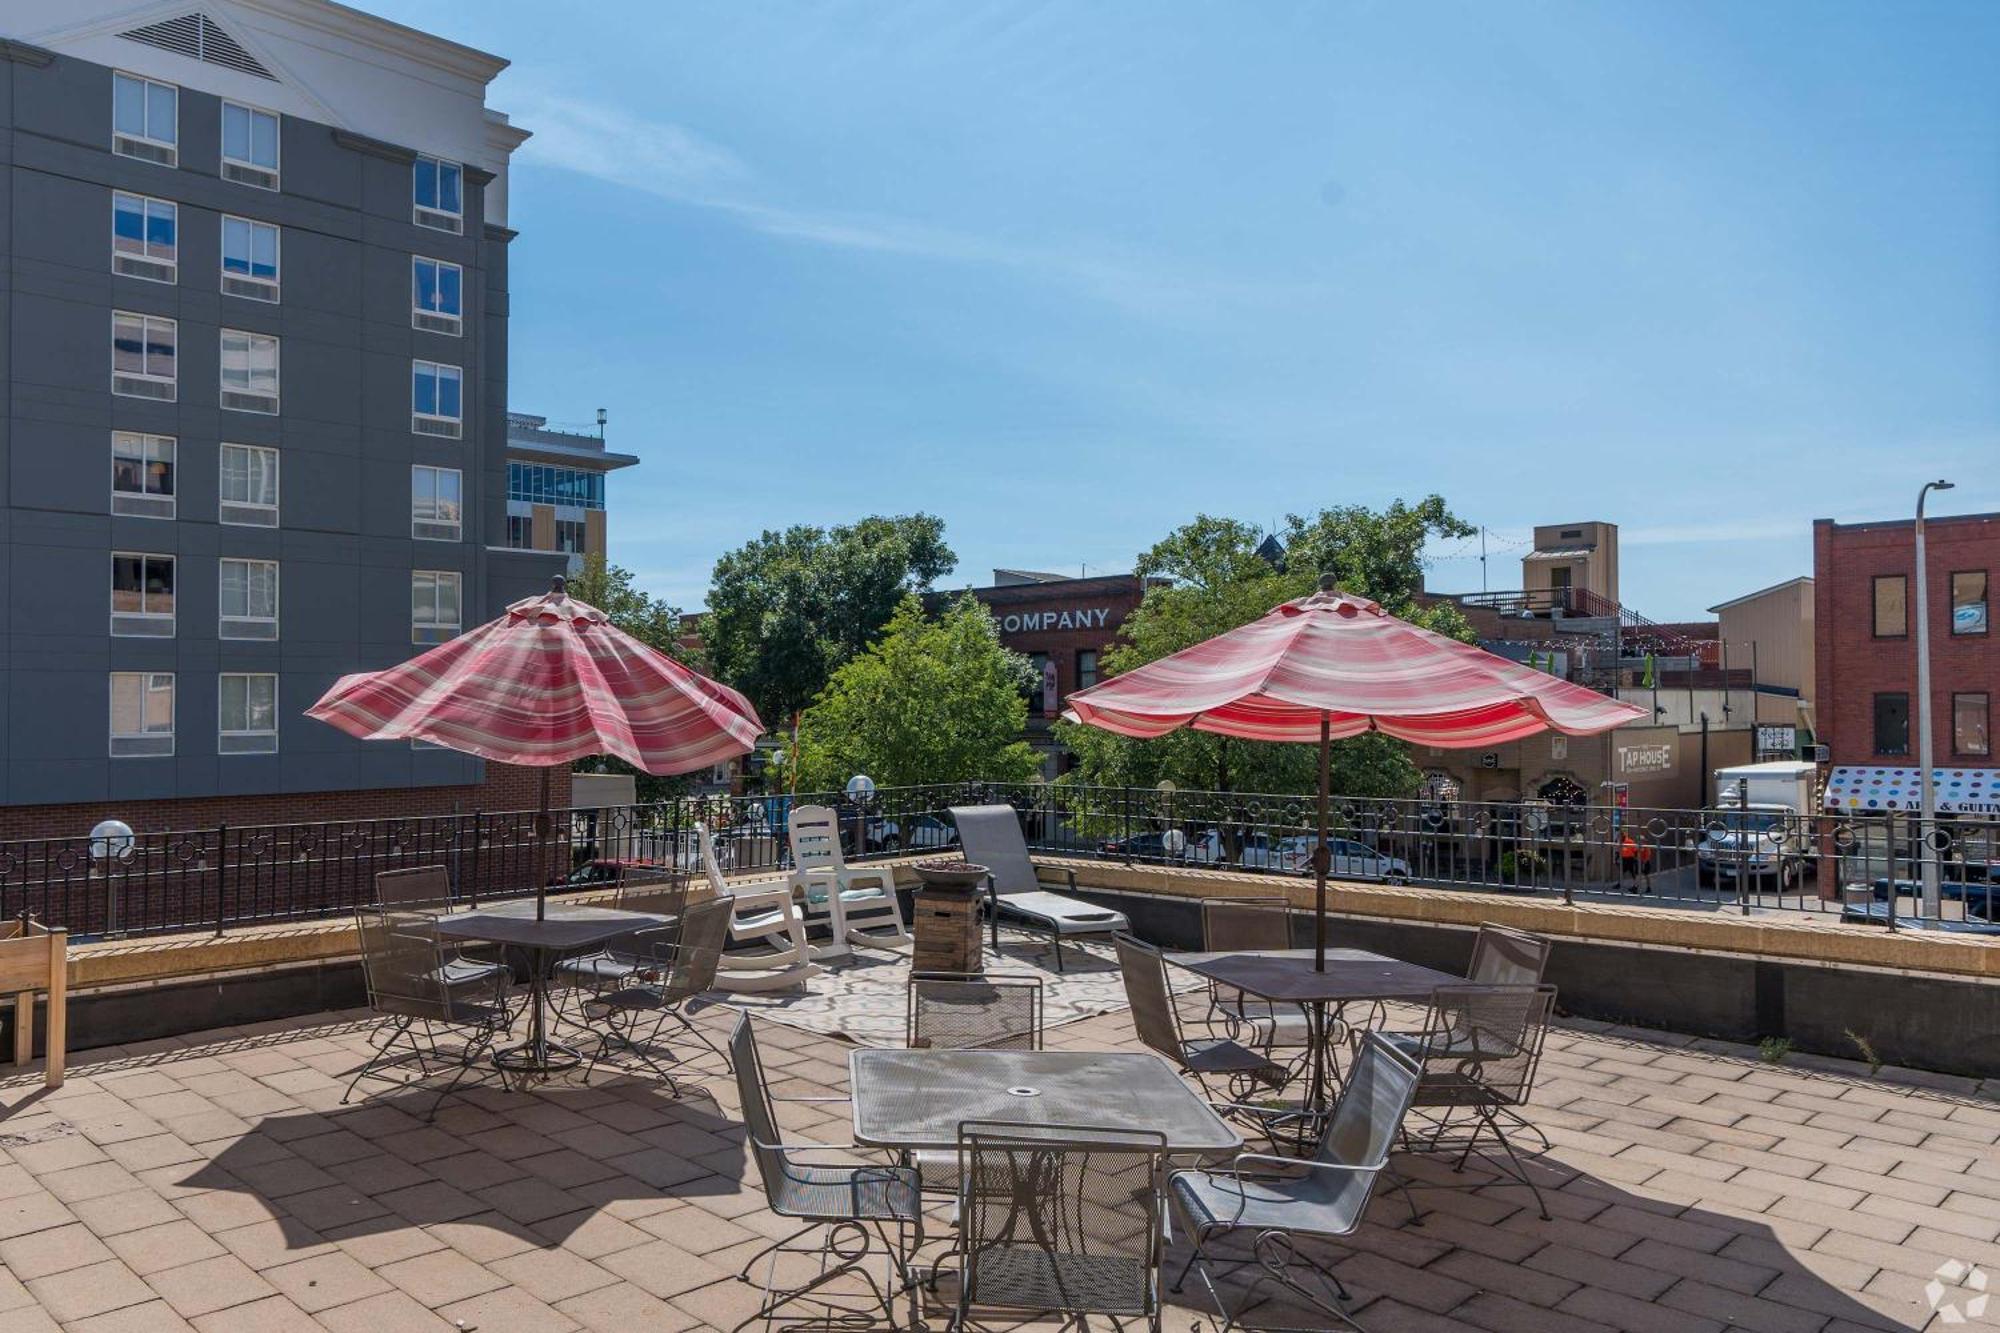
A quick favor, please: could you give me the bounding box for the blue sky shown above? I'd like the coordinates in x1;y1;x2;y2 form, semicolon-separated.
379;1;2000;620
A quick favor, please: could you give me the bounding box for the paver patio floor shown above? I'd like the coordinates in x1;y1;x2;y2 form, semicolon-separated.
0;994;1987;1330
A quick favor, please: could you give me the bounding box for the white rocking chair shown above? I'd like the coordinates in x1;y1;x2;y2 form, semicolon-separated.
696;824;823;993
787;804;910;959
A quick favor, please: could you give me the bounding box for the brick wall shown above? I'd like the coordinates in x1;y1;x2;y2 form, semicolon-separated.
1814;512;1999;766
0;762;570;841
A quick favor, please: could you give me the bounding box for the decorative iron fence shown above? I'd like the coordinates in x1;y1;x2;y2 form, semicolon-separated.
3;780;1993;940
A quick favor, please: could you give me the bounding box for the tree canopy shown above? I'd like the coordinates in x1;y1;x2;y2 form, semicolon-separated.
795;594;1042;791
705;514;955;732
1056;497;1474;798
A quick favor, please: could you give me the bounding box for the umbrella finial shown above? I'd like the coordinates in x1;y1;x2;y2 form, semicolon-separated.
549;575;568;597
1317;572;1338;593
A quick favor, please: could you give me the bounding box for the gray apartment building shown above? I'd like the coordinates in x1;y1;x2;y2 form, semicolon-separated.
0;1;564;837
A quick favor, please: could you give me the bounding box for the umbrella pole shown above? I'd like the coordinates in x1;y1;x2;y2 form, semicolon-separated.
533;767;551;922
1315;713;1329;972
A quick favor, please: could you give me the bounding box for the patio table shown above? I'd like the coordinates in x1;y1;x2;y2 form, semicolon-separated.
1170;947;1460;1124
437;904;671;1077
850;1049;1243;1155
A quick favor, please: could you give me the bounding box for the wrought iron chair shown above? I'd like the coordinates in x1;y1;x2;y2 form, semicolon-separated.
345;907;511;1120
587;895;732;1094
903;973;1045;1195
1115;935;1288;1114
1169;1033;1423;1332
372;866;512;1008
1391;982;1559;1219
1466;922;1552;986
950;1121;1169;1332
1199;897;1312;1051
730;1012;924;1329
550;868;689;1025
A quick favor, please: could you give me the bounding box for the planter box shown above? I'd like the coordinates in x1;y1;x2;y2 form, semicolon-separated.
0;919;66;1087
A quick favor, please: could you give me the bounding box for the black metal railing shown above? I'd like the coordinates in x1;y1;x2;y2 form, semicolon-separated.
3;780;1993;940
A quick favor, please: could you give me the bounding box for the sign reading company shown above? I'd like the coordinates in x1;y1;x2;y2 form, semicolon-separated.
997;607;1115;635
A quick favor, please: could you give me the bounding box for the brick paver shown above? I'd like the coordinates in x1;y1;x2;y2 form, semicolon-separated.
0;991;1982;1329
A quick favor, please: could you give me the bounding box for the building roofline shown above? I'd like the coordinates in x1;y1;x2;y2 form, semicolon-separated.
506;441;640;470
1816;510;2000;533
1707;575;1813;614
245;0;508;82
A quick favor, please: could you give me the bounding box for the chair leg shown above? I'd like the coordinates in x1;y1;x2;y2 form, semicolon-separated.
669;1004;734;1072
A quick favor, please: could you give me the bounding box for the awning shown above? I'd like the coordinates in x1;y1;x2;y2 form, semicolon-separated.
1824;766;2000;816
1525;547;1594;561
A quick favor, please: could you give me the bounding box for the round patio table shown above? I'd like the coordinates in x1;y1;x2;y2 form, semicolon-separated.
436;902;672;1076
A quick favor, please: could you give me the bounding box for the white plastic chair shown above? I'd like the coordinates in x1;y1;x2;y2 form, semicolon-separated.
787;804;909;958
697;823;823;992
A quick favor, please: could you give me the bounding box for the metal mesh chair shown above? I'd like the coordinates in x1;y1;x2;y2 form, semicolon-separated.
1395;982;1558;1219
345;907;511;1119
373;866;513;1003
1116;934;1287;1109
952;1121;1168;1331
1466;923;1552;986
587;895;732;1094
1199;897;1312;1051
730;1013;923;1328
1169;1033;1423;1331
907;973;1044;1052
552;870;689;1019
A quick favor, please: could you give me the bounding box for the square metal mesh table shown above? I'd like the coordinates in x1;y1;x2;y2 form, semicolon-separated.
850;1049;1242;1154
1172;948;1460;1003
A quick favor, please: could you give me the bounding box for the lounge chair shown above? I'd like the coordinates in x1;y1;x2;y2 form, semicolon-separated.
949;804;1128;972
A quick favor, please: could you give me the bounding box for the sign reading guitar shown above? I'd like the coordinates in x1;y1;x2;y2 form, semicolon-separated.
998;607;1115;635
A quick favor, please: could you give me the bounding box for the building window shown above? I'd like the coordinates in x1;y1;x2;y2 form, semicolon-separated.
111;432;175;519
112;311;176;399
110;672;175;757
110;553;175;637
506;514;533;549
1025;651;1053;717
219;673;278;754
1076;649;1099;692
1871;575;1907;638
412;257;463;334
1872;692;1910;757
507;462;606;508
412;360;462;437
219;558;279;640
111;72;177;165
412;571;462;643
553;518;587;554
220;216;280;301
1956;693;1991;758
412;155;463;232
220;329;279;413
411;466;463;541
111;192;176;282
1952;571;1989;636
219;443;279;526
219;101;279;189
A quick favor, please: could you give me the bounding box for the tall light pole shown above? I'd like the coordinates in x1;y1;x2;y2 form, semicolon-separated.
1915;478;1955;921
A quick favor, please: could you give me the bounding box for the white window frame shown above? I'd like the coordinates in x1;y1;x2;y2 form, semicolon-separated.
412;154;464;232
111;431;176;519
111;191;177;283
220;216;280;302
111;71;177;166
411;359;463;438
110;551;175;637
411;256;463;335
412;570;462;644
411;465;463;542
218;673;279;755
218;443;279;527
219;328;280;414
219;100;280;190
218;557;279;640
111;310;177;400
109;671;175;758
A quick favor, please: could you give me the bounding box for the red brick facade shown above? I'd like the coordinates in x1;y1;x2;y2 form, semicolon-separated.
0;763;570;843
1814;512;1998;766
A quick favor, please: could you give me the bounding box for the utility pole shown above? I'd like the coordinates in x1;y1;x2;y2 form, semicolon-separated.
1480;526;1488;594
1916;478;1956;921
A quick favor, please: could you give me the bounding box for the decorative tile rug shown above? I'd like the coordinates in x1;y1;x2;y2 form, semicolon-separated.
709;930;1204;1047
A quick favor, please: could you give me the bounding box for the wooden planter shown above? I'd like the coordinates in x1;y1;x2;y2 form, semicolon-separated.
0;918;67;1088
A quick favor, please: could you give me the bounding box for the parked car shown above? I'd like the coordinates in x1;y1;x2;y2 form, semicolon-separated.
870;814;958;853
1241;833;1411;883
1697;807;1807;889
1098;829;1224;864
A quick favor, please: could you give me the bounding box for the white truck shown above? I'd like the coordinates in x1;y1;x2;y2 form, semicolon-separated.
1698;761;1818;889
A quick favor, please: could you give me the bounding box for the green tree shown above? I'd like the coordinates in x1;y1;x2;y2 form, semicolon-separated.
1056;498;1474;798
705;514;956;737
795;595;1042;791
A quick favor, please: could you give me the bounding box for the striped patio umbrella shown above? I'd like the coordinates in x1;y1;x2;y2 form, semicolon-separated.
308;577;763;917
1062;577;1646;967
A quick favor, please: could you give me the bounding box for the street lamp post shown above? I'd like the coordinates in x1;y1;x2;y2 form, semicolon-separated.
1915;478;1955;922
